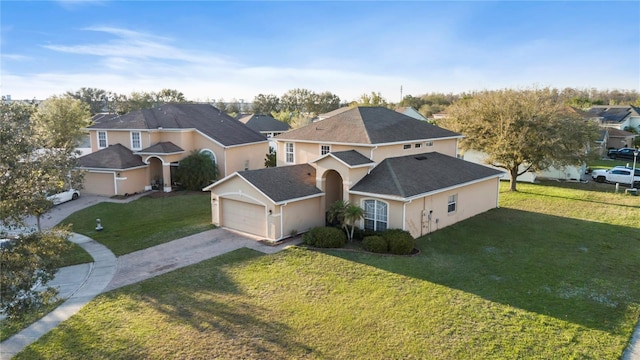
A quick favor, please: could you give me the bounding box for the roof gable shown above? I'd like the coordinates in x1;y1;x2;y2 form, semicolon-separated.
351;152;504;199
88;104;267;146
276;106;461;144
78;144;146;170
319;150;374;167
138;141;184;154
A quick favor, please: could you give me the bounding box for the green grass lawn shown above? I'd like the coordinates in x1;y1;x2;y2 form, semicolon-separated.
60;192;214;256
12;182;640;359
589;158;632;170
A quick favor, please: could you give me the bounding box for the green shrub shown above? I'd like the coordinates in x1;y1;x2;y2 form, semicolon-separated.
303;227;346;248
362;235;387;253
381;229;415;255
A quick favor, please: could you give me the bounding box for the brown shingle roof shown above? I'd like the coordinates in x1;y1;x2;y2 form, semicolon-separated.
78;144;146;170
237;164;322;203
88;104;266;146
138;142;184;154
238;114;291;133
351;152;504;198
276;106;461;144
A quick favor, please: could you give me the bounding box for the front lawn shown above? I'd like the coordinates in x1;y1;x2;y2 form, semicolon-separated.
14;182;640;359
60;192;214;256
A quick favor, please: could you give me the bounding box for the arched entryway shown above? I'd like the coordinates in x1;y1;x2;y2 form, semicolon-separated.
148;156;164;189
324;169;344;209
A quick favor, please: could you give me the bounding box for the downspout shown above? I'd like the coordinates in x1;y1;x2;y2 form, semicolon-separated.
113;172;118;195
279;202;288;241
403;199;413;233
496;178;500;208
369;146;378;174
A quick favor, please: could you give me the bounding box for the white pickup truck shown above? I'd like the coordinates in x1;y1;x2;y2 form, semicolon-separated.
591;166;640;186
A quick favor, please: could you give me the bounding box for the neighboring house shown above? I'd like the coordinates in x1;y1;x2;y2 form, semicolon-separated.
236;114;291;149
205;106;504;241
395;106;428;121
462;149;586;183
79;104;268;196
586;105;640;132
605;127;637;149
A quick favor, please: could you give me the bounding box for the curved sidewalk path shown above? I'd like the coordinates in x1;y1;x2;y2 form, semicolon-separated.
0;233;117;360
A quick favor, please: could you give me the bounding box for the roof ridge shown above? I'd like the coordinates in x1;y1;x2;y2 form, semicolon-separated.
356;107;373;144
384;160;405;198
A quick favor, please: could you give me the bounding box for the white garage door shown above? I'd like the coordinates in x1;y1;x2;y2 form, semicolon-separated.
221;198;266;237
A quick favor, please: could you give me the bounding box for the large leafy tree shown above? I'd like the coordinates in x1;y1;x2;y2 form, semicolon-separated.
66;87;120;115
443;88;599;191
0;99;87;318
309;91;341;114
252;94;280;114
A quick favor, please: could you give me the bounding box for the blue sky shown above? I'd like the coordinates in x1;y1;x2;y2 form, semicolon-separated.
2;1;639;103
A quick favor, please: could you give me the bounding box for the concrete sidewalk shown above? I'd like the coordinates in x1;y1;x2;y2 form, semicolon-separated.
0;233;117;360
0;229;299;359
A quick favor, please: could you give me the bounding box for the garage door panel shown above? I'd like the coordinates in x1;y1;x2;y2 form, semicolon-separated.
221;199;266;237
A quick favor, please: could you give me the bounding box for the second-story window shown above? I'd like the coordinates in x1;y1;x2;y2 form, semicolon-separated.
403;144;411;150
285;143;294;163
98;131;107;149
321;144;331;155
131;131;141;150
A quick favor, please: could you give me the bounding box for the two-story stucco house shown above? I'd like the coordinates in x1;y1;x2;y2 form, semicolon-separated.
205;106;504;241
586;105;640;132
79;104;268;196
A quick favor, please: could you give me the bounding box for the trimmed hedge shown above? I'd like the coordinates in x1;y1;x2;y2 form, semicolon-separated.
381;229;415;255
302;227;346;248
362;235;387;253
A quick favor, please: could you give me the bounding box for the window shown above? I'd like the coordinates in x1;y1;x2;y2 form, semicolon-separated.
403;144;411;150
98;131;107;149
447;194;457;213
425;141;433;147
321;144;331;155
363;199;388;231
200;149;217;165
285;143;294;163
131;131;141;150
414;143;422;149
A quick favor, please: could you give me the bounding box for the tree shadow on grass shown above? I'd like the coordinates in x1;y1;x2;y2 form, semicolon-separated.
326;208;640;335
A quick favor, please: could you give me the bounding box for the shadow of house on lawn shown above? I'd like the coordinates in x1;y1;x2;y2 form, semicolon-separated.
326;208;640;335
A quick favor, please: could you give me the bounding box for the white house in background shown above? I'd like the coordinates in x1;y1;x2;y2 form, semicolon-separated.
462;149;586;183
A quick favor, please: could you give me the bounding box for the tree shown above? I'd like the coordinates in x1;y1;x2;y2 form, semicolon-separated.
252;94;280;114
32;96;92;150
444;87;599;191
66;87;119;115
154;88;186;104
0;228;72;319
356;92;388;107
264;147;277;168
175;150;219;190
280;88;315;113
310;91;341;114
1;102;84;229
327;200;364;242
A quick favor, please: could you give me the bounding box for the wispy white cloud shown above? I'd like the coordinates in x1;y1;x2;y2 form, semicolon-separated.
2;54;31;61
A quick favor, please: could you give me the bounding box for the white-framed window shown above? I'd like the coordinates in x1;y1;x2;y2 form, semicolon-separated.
98;131;107;149
130;131;141;150
200;149;217;165
363;199;388;232
447;194;457;213
414;143;422;149
285;143;294;163
403;144;411;150
425;140;433;147
321;144;331;155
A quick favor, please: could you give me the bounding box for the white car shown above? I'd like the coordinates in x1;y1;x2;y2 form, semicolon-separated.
591;166;640;186
47;188;80;205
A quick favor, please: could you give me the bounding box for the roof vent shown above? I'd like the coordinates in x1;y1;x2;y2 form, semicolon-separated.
415;156;428;160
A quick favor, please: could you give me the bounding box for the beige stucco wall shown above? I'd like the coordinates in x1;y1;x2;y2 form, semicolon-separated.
83;172;115;196
276;138;458;166
404;178;499;238
279;197;324;239
224;142;270;176
350;177;499;239
116;167;148;196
